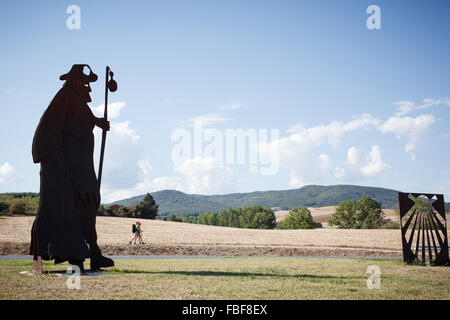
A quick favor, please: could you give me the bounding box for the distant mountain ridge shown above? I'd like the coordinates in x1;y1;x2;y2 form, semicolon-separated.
109;184;450;216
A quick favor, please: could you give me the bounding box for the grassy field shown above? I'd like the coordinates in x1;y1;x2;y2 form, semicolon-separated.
0;257;449;300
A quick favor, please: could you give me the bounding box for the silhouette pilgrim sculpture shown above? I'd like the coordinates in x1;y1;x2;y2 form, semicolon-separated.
29;64;116;273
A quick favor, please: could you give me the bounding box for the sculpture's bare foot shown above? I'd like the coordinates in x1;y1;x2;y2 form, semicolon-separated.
20;257;42;275
32;256;42;274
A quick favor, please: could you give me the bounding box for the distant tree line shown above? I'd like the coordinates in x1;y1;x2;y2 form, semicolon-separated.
0;191;399;230
163;206;277;229
0;192;160;219
166;206;314;230
216;206;276;229
165;195;399;230
0;193;39;215
98;193;159;219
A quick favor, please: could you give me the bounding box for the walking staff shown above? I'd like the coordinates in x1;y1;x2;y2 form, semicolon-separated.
98;66;117;188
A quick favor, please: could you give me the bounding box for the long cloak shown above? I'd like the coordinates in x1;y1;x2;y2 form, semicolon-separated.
30;82;99;261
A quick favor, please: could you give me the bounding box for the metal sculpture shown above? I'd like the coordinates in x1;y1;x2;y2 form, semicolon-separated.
398;192;449;265
29;64;116;273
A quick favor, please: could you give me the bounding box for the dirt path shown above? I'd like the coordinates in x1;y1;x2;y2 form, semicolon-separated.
0;242;402;258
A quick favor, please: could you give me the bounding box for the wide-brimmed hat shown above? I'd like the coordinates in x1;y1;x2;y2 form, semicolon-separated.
59;64;98;83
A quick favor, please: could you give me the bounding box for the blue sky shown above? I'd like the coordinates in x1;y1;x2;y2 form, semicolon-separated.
1;0;449;203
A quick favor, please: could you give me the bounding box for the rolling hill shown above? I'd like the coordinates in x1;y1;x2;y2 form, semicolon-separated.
3;185;449;217
109;184;431;216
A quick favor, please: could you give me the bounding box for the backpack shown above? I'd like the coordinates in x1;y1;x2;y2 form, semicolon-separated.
132;224;136;233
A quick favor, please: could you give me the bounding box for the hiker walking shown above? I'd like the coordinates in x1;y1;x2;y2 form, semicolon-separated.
137;222;145;244
129;221;145;244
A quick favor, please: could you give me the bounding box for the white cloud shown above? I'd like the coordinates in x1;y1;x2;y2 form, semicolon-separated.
393;101;415;117
94;120;141;170
92;102;140;184
285;153;331;187
93;101;126;119
378;114;435;159
174;113;232;128
334;167;345;179
100;187;136;204
360;146;390;177
137;158;152;176
132;159;184;197
149;176;185;191
94;118;142;196
100;157;183;204
346;147;361;166
393;97;450;116
318;154;330;171
286;113;380;148
262;110;398;186
219;102;245;110
335;146;389;180
263;114;381;187
0;163;22;184
97;98;442;202
343;114;382;132
174;101;243;128
94;102;236;202
173;157;234;194
110;121;140;143
101;157;234;203
191;114;231;127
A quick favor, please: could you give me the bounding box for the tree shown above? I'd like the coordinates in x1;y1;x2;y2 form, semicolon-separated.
218;208;240;227
215;206;275;229
228;208;241;228
106;207;114;216
329;195;384;229
97;204;107;216
198;213;207;225
357;195;383;229
180;215;197;224
188;215;198;224
206;212;218;225
168;214;182;222
133;193;158;219
410;196;432;213
9;200;27;215
276;207;315;229
249;206;276;229
117;205;132;217
328;200;358;229
0;201;9;212
197;212;218;225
